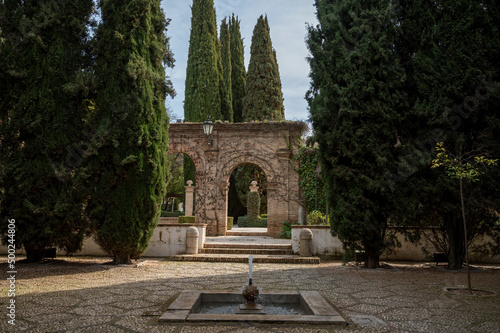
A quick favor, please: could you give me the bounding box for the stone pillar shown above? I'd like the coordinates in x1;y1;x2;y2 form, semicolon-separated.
300;228;313;257
215;180;229;236
184;180;194;216
186;226;199;254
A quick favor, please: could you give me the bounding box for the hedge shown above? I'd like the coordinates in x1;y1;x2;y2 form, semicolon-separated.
238;215;267;227
161;211;183;217
227;216;234;230
178;216;195;224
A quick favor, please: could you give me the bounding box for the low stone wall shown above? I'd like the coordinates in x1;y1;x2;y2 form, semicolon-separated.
292;225;500;263
0;218;206;258
292;226;343;257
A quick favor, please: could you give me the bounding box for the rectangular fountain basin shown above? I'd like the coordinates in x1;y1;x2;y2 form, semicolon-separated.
159;290;346;324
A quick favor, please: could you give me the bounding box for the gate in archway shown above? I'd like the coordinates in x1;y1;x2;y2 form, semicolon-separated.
168;122;306;237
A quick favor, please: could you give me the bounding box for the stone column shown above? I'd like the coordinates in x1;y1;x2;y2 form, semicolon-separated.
216;180;230;236
184;180;194;216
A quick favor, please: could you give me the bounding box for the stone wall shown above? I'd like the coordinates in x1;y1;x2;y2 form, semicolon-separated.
0;219;206;258
291;226;500;263
169;122;306;237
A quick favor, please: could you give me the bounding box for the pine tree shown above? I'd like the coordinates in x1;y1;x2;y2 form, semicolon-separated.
242;15;285;122
88;0;174;264
307;0;406;268
229;15;246;122
219;17;233;122
184;0;222;122
0;0;94;262
394;0;500;269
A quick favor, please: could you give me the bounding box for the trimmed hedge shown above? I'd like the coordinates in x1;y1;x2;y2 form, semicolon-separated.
238;215;267;227
227;216;234;230
178;216;195;224
247;191;260;218
161;211;183;217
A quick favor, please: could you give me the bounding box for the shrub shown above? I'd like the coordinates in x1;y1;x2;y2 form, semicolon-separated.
247;191;260;219
307;210;328;225
161;211;183;217
178;216;195;224
278;221;298;239
227;216;234;230
238;215;267;227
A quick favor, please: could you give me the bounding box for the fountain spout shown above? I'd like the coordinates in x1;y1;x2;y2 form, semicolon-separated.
236;256;266;314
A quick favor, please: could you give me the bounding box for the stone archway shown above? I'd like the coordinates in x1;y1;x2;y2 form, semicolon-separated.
168;122;306;237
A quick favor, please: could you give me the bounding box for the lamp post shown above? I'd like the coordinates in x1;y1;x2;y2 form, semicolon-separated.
203;115;214;146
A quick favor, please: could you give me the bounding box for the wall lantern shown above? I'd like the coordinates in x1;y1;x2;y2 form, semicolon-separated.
203;115;214;146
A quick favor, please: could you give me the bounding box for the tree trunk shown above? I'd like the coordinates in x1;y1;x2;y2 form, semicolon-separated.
364;250;380;269
25;247;45;263
113;253;131;265
446;213;465;270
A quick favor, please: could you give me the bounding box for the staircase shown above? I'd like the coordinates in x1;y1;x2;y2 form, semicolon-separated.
170;228;320;264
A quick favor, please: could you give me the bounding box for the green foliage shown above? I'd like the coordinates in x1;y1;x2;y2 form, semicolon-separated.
307;0;405;268
161;211;183;217
87;0;173;264
237;216;267;228
166;153;185;195
179;216;195;224
220;18;233;122
307;211;328;226
227;216;234;230
432;143;498;182
184;0;223;121
294;144;326;213
229;14;246;122
394;0;500;269
278;221;297;239
242;15;284;121
0;0;95;262
234;165;267;214
247;191;261;219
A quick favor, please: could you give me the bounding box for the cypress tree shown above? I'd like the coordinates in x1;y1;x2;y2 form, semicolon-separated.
0;0;94;262
306;0;406;268
218;18;232;122
242;15;285;122
184;0;222;122
88;0;174;264
229;14;246;122
394;0;500;269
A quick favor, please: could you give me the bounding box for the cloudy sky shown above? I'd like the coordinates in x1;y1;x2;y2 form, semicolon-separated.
161;0;318;122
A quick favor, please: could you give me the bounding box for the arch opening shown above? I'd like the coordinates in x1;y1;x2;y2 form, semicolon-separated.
228;163;268;228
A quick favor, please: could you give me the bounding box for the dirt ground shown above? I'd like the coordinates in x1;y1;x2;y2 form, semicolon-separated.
1;256;499;332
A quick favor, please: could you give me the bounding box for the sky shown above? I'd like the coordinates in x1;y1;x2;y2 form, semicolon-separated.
161;0;318;122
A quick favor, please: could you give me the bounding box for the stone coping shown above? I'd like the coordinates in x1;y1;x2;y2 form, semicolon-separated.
291;225;330;229
159;290;346;324
156;222;207;227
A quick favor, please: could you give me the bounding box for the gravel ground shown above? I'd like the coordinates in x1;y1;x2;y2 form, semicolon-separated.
0;256;499;332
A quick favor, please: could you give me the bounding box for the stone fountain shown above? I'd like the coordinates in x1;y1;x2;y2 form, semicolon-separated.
159;255;346;324
236;255;266;314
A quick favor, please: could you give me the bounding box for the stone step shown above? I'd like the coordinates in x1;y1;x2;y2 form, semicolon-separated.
169;253;320;264
226;230;268;236
203;243;292;250
200;248;293;255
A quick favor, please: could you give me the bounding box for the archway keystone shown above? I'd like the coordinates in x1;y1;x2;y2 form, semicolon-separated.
168;122;306;236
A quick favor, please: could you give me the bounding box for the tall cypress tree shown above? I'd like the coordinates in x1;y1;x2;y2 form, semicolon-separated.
229;14;246;123
184;0;222;122
88;0;173;264
219;17;233;122
307;0;406;268
394;0;500;269
243;15;285;122
0;0;94;262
